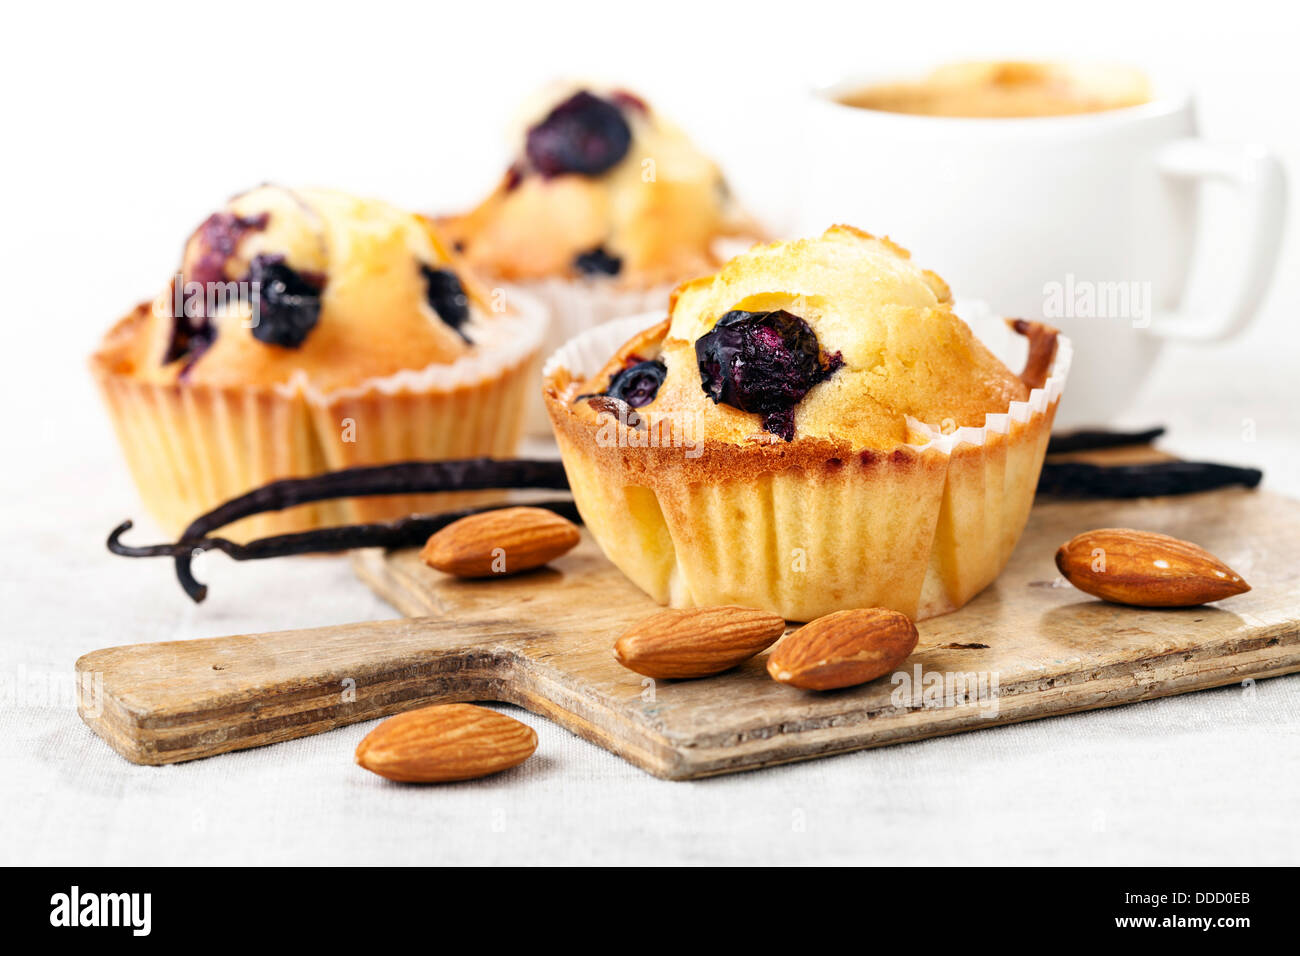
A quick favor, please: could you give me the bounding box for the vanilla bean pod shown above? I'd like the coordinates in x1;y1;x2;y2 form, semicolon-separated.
169;458;568;598
109;499;582;602
174;458;569;542
1046;427;1166;454
109;458;570;602
1037;461;1262;498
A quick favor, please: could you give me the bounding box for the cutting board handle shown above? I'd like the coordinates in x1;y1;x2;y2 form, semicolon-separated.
76;616;530;766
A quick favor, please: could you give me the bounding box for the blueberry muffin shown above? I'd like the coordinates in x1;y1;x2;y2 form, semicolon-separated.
543;226;1070;620
439;85;761;426
92;185;545;538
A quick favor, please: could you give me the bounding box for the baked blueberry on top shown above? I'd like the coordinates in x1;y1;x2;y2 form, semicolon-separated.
246;254;325;350
696;309;843;441
525;90;632;178
573;246;622;277
420;265;472;343
600;359;668;409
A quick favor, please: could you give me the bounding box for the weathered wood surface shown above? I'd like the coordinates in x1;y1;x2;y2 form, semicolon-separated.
78;486;1300;778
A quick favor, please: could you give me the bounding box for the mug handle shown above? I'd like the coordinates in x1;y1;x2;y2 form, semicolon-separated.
1148;139;1286;342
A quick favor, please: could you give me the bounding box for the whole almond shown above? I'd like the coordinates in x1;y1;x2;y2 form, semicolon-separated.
1055;528;1250;607
613;606;787;679
767;608;918;691
421;507;580;578
355;703;537;783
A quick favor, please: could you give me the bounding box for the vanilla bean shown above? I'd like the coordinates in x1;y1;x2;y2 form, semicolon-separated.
1046;427;1166;454
174;458;568;542
167;458;569;600
109;458;569;602
110;499;582;602
1037;461;1261;498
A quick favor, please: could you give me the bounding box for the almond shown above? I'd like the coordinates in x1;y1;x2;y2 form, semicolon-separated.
613;606;787;679
1055;528;1250;607
767;608;918;691
355;703;537;783
421;506;580;578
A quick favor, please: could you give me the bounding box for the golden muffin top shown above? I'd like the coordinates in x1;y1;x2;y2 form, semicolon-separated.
119;185;496;392
568;226;1034;450
439;86;759;288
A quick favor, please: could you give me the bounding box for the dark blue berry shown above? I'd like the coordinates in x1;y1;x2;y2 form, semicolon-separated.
573;246;622;276
166;211;269;364
246;254;323;349
525;91;631;178
695;310;843;441
186;211;269;289
421;265;472;344
163;278;216;367
604;359;666;408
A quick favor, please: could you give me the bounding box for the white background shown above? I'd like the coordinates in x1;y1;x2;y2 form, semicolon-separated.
2;0;1297;865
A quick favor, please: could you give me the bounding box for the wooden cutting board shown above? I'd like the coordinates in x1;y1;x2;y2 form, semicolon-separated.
77;486;1300;779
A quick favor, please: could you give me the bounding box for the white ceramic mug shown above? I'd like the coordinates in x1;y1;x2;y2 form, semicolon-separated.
797;71;1286;429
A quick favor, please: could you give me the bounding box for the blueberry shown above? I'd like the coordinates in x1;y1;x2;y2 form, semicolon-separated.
573;246;622;277
603;359;666;408
525;91;631;178
695;309;843;441
162;280;216;367
166;211;269;364
246;254;324;349
421;265;472;344
185;211;269;289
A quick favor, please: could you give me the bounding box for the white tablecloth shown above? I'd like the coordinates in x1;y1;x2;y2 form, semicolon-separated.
3;335;1297;866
